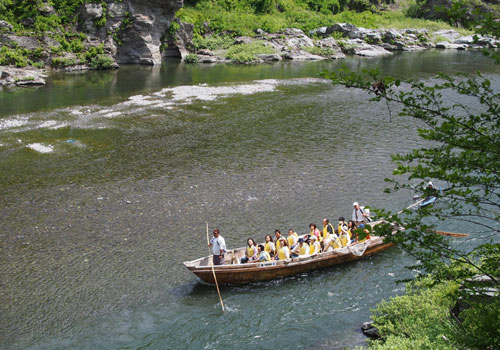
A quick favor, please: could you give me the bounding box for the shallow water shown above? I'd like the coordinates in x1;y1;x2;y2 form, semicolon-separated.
0;50;498;350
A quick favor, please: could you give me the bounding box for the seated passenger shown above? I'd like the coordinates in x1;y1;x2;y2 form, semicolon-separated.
339;226;351;247
355;224;372;243
240;238;258;263
287;229;299;250
323;233;342;252
277;237;290;260
347;220;357;241
322;218;335;242
264;234;276;258
338;217;348;236
274;229;282;252
309;223;321;242
309;235;321;255
257;244;271;261
291;238;310;257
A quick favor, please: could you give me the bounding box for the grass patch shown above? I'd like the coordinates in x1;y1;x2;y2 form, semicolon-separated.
432;35;452;43
332;10;462;31
192;34;234;51
303;46;337;56
225;41;276;63
178;3;468;39
14;76;35;82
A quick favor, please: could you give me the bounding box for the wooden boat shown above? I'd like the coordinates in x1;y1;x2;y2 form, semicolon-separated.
183;220;400;285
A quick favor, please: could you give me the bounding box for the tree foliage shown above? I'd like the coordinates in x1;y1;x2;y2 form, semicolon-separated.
325;65;499;279
325;13;500;350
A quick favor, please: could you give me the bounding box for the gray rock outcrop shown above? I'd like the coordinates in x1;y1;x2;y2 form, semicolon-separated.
77;0;183;65
0;67;48;87
163;19;194;60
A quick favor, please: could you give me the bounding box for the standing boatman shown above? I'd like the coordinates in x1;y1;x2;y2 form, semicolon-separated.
208;228;226;265
352;202;369;226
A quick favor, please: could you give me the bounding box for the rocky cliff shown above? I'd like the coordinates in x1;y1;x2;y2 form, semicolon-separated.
79;0;183;65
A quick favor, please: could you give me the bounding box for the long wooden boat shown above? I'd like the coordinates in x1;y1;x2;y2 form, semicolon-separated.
183;220;400;285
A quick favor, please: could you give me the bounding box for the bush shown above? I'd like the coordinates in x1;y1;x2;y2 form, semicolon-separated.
225;41;275;62
367;265;500;350
168;21;180;36
51;57;77;67
184;53;199;63
0;46;29;67
458;299;500;350
369;277;461;350
87;54;114;69
69;39;84;53
84;45;105;62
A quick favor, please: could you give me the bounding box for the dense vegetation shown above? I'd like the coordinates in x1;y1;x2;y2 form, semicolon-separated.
176;0;462;37
328;12;499;350
367;265;500;350
0;0;113;69
2;0;488;68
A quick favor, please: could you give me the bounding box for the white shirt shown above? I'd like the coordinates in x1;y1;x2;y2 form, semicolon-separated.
211;235;226;255
352;207;366;222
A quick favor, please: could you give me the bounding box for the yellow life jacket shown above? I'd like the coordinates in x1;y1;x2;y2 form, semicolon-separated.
340;233;349;247
275;237;281;251
332;235;341;249
278;246;289;260
298;243;309;255
322;223;334;240
265;241;275;254
246;246;256;257
338;223;348;236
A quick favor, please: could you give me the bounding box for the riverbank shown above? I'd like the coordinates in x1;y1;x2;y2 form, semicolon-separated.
2;0;499;87
1;23;497;87
168;23;496;64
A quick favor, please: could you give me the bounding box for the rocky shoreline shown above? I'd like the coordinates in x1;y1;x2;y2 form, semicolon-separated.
1;18;498;87
173;23;498;64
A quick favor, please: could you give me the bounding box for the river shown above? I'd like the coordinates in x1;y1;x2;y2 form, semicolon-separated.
1;50;498;350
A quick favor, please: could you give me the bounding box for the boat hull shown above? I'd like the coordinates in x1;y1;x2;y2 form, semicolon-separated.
183;237;395;285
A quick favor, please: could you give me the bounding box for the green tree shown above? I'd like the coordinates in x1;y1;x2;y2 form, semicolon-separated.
325;14;499;349
325;13;499;280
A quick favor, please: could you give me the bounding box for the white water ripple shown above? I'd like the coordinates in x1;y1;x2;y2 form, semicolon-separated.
26;143;54;153
0;78;329;135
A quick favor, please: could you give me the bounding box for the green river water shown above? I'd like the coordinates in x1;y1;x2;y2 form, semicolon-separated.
1;50;498;350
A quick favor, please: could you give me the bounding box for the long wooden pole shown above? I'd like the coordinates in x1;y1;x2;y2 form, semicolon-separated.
206;223;225;313
434;230;469;237
397;197;426;214
397;200;469;237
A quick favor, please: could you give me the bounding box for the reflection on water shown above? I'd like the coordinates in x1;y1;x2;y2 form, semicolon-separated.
0;50;497;117
0;50;499;350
